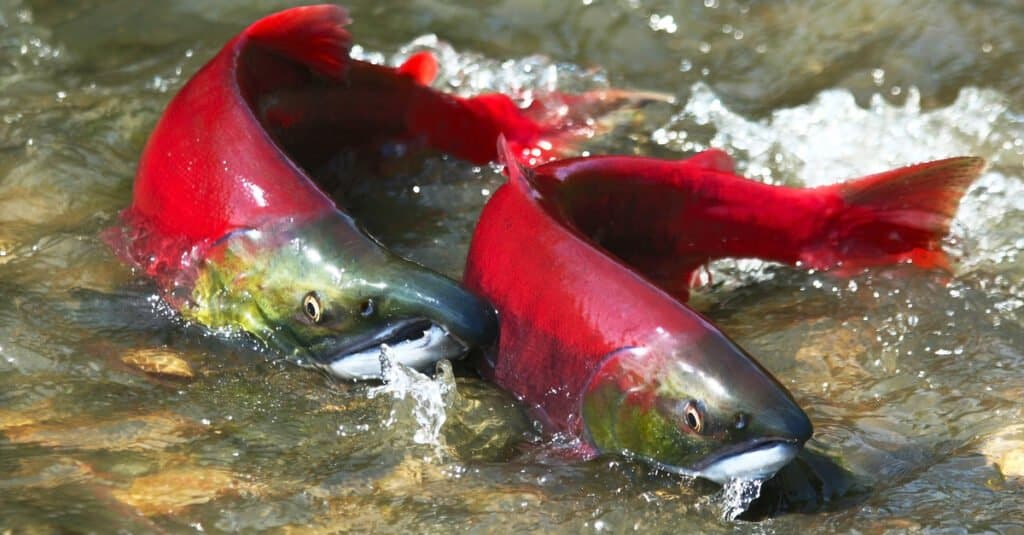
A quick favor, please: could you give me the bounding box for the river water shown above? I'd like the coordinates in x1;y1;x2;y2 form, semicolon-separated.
1;0;1022;532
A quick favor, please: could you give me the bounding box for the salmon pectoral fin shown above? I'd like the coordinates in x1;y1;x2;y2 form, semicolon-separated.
804;156;986;273
244;4;352;80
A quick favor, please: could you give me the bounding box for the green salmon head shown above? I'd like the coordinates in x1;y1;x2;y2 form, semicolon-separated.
185;212;498;379
581;330;812;484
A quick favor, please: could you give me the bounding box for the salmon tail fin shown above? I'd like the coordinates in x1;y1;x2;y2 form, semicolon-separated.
512;89;675;165
397;51;439;85
807;156;986;272
244;5;352;79
414;88;674;166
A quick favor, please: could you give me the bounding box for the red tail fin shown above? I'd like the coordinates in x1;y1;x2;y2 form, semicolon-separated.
244;5;352;80
805;157;985;272
410;89;673;166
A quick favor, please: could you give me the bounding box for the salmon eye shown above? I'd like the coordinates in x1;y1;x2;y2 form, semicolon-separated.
683;400;704;433
302;292;323;323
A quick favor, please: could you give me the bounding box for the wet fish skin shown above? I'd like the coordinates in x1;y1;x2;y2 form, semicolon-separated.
526;150;984;299
464;139;982;483
112;5;610;377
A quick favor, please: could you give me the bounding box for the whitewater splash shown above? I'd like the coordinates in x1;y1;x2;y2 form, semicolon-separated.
368;347;457;451
719;478;765;521
362;35;1024;288
654;82;1024;288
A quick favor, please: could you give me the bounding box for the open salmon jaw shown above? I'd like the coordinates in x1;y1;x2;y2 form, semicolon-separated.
323;320;467;380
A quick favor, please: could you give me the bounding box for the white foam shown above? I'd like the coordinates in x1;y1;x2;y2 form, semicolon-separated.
368;351;456;448
656;82;1024;284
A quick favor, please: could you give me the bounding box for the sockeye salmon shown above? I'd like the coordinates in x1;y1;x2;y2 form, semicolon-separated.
463;138;982;483
108;5;654;379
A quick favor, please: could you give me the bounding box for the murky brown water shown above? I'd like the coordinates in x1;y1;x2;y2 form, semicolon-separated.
1;0;1023;532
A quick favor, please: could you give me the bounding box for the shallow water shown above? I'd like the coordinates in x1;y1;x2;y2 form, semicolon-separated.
1;0;1023;532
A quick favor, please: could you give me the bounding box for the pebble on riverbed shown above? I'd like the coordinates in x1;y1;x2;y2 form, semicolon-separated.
0;399;57;431
3;412;198;451
112;466;263;516
792;319;873;381
979;424;1024;479
0;239;15;265
10;456;96;489
120;348;194;379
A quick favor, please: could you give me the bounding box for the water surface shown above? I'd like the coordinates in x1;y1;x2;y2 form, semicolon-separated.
1;0;1023;532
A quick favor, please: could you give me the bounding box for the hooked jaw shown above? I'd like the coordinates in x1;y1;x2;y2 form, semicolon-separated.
683;438;802;484
581;340;812;485
319;268;499;380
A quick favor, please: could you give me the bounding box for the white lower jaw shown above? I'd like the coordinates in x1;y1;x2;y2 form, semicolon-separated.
326;324;466;380
697;442;800;485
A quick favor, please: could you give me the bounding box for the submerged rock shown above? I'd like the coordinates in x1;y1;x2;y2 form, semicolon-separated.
112;466;263;516
980;424;1024;478
0;399;57;431
3;412;198;451
120;347;195;380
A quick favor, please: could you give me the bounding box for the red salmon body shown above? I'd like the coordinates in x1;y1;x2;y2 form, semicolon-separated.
464;139;981;480
115;4;664;381
465;141;816;481
525;151;983;299
113;4;649;289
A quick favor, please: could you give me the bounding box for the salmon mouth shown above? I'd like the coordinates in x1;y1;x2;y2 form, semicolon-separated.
649;438;803;485
319;318;469;380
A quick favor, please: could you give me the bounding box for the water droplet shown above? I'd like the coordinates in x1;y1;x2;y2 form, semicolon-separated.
871;68;885;86
648;14;677;34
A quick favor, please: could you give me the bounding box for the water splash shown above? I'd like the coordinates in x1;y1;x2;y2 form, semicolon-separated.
368;346;457;450
658;82;1024;288
719;478;765;521
351;34;612;107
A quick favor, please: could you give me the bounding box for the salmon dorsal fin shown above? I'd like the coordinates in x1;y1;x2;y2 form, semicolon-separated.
244;5;352;80
397;51;439;85
684;149;735;173
497;135;541;197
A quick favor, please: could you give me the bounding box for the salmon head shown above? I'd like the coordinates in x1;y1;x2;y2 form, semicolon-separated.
580;334;811;484
464;138;812;483
182;212;497;380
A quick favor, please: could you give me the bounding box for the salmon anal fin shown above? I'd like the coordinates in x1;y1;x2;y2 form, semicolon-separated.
244;5;352;80
398;51;439;85
683;149;735;173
